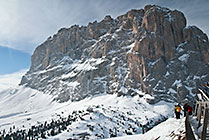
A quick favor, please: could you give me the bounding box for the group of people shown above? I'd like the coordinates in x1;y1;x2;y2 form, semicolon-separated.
174;103;193;119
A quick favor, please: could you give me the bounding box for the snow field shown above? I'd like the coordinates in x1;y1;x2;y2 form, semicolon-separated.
0;86;174;139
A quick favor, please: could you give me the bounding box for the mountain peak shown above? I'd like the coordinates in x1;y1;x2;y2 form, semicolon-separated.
20;5;209;103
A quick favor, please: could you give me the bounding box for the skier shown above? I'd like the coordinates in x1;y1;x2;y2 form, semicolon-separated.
174;104;182;119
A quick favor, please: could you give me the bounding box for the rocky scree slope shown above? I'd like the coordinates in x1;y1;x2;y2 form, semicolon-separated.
20;5;209;103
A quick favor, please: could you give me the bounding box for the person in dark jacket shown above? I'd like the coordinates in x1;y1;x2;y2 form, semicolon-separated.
183;103;189;117
187;105;192;115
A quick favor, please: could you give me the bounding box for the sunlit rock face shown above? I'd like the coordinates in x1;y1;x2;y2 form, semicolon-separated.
20;5;209;103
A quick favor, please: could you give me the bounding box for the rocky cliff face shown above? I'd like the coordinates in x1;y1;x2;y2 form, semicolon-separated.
20;5;209;103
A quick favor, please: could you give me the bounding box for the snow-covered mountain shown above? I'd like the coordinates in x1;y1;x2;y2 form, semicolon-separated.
0;86;173;139
0;4;208;140
0;70;27;91
20;5;209;104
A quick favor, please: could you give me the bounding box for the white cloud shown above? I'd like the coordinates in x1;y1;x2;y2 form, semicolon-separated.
0;0;208;54
0;69;27;91
0;0;77;53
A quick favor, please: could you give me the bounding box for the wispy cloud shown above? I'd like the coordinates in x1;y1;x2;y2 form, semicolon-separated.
0;69;27;91
0;0;208;54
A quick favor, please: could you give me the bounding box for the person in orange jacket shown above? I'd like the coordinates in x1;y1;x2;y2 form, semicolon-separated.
174;104;182;119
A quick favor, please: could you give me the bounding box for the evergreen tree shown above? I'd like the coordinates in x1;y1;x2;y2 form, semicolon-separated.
50;129;55;136
41;132;46;139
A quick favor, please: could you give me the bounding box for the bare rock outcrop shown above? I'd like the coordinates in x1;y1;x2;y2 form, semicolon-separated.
20;5;209;103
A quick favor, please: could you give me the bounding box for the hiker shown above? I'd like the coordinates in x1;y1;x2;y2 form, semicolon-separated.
188;105;192;115
183;103;189;117
174;104;182;119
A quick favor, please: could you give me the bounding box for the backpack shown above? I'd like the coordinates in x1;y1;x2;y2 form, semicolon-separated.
188;106;192;112
175;106;181;112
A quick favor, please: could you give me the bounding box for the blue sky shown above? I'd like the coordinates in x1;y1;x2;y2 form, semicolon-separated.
0;0;209;76
0;46;30;75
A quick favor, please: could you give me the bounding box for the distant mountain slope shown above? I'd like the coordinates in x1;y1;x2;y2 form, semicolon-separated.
0;46;30;75
20;5;209;103
0;69;27;91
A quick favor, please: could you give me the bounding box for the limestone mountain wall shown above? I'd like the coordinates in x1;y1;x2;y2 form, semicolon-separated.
20;5;209;103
